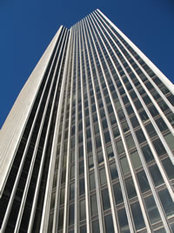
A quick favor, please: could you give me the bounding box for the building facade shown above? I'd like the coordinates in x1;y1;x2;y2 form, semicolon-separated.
0;9;174;233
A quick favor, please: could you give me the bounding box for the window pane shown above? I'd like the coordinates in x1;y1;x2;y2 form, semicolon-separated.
97;151;104;165
162;157;174;179
135;129;146;144
101;188;110;210
89;173;95;190
104;131;111;144
116;140;124;154
164;133;174;151
149;165;164;186
99;168;107;185
79;161;84;176
79;178;85;195
113;182;123;204
60;187;65;204
58;208;64;229
90;194;98;216
131;202;145;230
80;200;86;221
131;151;142;169
118;208;130;233
130;116;139;128
70;183;74;200
92;220;100;233
69;204;74;225
125;177;137;199
145;123;156;137
137;170;150;193
144;195;161;224
88;155;94;169
106;145;114;159
120;157;130;175
141;144;154;162
104;214;115;233
80;226;86;233
125;134;135;149
153;139;166;156
110;163;118;180
158;189;174;217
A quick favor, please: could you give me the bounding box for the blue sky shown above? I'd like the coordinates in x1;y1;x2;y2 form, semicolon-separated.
0;0;174;128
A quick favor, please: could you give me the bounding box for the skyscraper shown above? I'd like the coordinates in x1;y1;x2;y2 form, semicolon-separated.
0;9;174;233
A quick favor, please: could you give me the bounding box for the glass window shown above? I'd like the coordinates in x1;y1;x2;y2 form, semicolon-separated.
87;140;92;153
125;177;137;199
113;125;120;137
153;139;166;156
97;151;104;165
79;178;85;196
104;214;115;233
104;131;111;144
90;194;98;216
139;110;149;122
122;121;129;133
99;168;107;185
143;95;152;105
80;225;86;233
60;187;65;204
118;110;125;121
162;157;174;179
70;183;74;200
135;129;146;144
88;155;94;169
126;104;134;115
80;200;86;221
106;145;114;159
148;105;159;117
70;165;75;179
116;140;124;154
69;204;74;225
110;163;118;180
79;161;84;176
125;134;135;149
158;100;169;112
96;136;101;148
137;170;150;193
110;112;116;125
92;220;100;233
102;188;110;210
134;99;143;110
164;133;174;151
141;145;154;163
131;202;145;230
170;223;174;232
102;119;108;129
113;182;123;204
131;151;142;169
94;123;99;134
130;116;139;128
158;189;174;217
86;128;91;139
58;208;64;229
120;157;130;175
145;123;156;137
117;208;130;233
89;173;95;190
144;195;161;224
149;164;164;186
166;111;174;126
156;118;167;132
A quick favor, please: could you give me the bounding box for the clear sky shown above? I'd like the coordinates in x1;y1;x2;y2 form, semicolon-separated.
0;0;174;128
